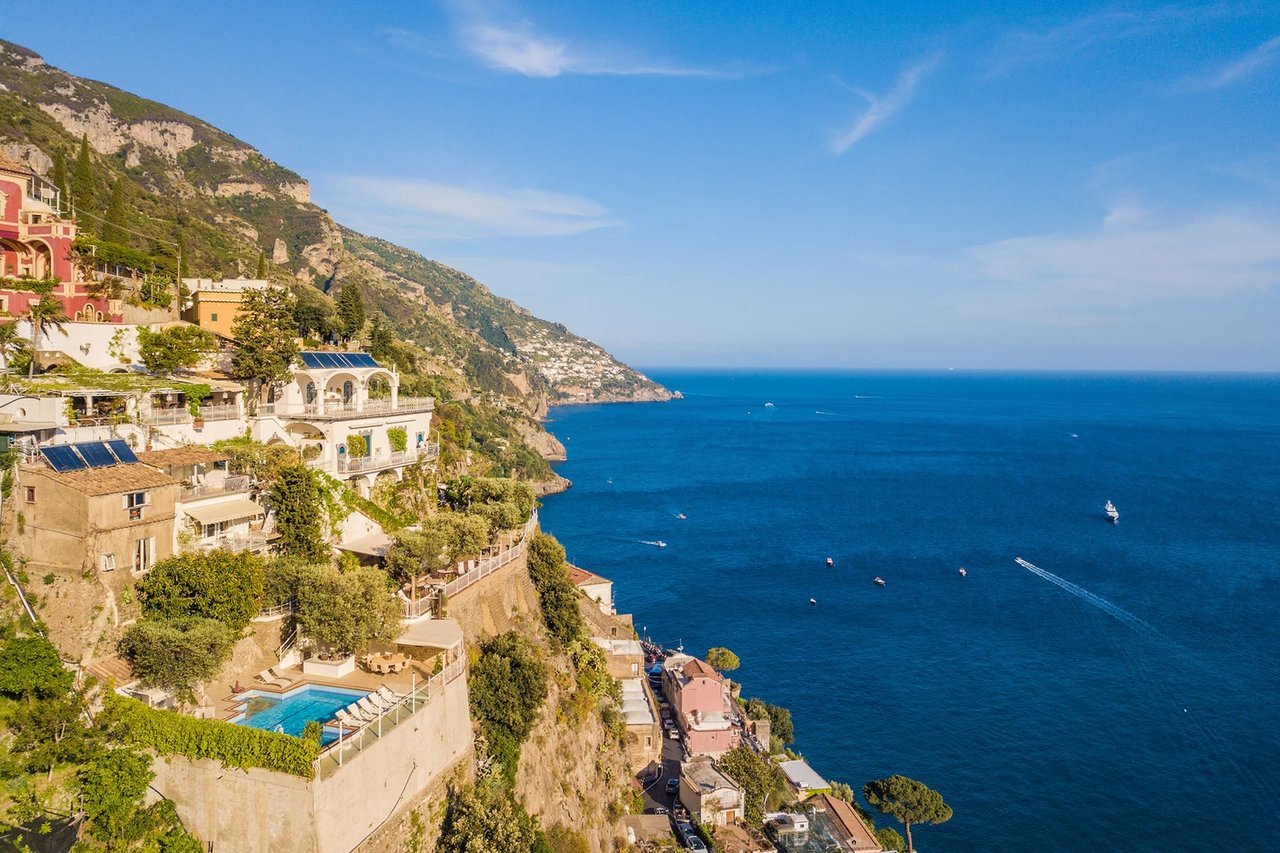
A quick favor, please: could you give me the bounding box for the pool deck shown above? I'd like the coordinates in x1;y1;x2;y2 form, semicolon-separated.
216;661;430;722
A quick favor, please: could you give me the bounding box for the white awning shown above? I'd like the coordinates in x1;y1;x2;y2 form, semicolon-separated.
397;618;464;652
183;498;263;525
336;531;393;557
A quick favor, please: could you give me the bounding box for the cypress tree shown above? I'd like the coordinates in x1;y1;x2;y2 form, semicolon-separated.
50;150;69;214
102;178;128;244
255;250;267;279
335;280;365;340
70;134;96;216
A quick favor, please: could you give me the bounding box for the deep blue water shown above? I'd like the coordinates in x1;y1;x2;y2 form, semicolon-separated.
539;371;1280;852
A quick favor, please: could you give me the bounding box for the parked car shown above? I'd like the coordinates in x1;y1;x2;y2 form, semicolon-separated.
665;777;680;795
668;727;680;740
675;823;707;851
648;806;668;815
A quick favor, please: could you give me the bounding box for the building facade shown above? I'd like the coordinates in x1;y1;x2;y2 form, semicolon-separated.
662;654;740;757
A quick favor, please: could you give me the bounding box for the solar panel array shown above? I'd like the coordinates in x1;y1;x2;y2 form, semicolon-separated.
299;351;380;370
41;440;139;473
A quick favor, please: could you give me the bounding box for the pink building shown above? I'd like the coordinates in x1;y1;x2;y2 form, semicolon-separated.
662;654;740;757
0;157;119;323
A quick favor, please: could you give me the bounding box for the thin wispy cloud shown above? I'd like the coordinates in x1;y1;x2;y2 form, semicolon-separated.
969;208;1280;312
987;6;1218;76
328;176;622;240
1186;35;1280;90
442;4;747;79
830;53;943;155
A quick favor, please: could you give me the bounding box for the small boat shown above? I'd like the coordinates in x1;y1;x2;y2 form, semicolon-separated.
873;576;886;587
1105;500;1120;524
826;557;834;567
809;598;817;605
676;513;686;520
958;567;967;577
764;402;775;408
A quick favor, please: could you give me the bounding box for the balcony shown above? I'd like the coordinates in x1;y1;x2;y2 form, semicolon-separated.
255;397;434;421
200;532;270;554
338;449;418;474
180;475;251;501
142;408;191;426
196;404;239;422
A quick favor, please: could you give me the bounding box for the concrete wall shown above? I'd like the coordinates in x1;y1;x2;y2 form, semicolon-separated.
14;320;139;371
151;669;473;853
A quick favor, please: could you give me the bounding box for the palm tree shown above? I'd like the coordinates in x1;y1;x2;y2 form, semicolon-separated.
27;296;68;378
0;320;27;371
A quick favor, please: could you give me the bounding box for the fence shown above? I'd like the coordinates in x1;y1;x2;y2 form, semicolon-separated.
314;657;465;778
197;404;239;421
339;449;418;474
181;475;251;500
142;408;190;425
399;510;539;619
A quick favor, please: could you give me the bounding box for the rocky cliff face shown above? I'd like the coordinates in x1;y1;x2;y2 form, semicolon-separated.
0;39;669;416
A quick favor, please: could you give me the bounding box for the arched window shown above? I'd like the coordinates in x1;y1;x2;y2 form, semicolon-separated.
305;382;317;403
342;381;353;404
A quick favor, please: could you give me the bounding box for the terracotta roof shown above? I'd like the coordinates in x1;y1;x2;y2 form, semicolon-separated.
137;447;228;467
567;564;611;587
0;154;34;176
682;659;722;680
28;463;179;496
814;794;882;851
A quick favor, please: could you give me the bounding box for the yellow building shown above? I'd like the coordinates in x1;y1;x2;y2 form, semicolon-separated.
181;278;272;338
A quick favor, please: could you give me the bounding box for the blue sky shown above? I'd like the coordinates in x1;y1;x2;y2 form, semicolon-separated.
7;1;1280;370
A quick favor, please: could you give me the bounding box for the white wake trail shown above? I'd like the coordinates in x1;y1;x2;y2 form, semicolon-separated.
1015;558;1164;643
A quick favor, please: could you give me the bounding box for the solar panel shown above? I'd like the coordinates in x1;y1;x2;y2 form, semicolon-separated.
321;353;343;368
300;352;324;369
106;439;138;464
353;353;379;368
75;442;118;468
43;445;87;472
334;353;356;368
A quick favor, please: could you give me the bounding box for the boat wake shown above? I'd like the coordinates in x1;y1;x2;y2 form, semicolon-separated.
814;410;836;416
1015;558;1163;643
641;540;668;548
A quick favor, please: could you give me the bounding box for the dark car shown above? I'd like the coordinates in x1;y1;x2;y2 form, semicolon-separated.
665;777;680;795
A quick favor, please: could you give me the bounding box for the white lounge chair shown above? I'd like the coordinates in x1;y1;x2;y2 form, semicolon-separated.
334;708;363;729
267;666;294;684
346;703;375;723
369;693;394;712
375;686;401;704
255;668;289;688
357;697;383;718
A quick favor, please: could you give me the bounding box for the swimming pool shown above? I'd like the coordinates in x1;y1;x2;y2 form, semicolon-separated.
230;685;367;744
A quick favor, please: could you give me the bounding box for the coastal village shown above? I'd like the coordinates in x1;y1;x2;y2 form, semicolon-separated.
0;120;923;852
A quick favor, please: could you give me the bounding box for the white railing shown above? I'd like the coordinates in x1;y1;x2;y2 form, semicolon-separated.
197;404;239;421
253;601;294;622
338;449;418;474
181;475;251;500
316;657;465;777
142;408;191;425
200;532;269;554
253;397;434;421
398;510;538;618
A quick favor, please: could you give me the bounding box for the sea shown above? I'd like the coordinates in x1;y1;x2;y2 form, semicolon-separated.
537;370;1280;852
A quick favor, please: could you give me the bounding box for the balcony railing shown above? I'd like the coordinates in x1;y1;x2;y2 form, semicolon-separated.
200;532;270;553
142;408;191;425
196;404;239;421
338;449;418;474
180;475;251;501
255;397;434;421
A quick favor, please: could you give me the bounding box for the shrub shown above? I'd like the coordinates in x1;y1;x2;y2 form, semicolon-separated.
469;632;548;782
118;617;236;696
387;426;407;453
104;693;319;777
526;532;586;648
135;550;265;630
345;434;368;458
742;697;794;747
0;636;72;699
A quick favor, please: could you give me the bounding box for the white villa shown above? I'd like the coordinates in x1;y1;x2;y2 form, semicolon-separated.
253;352;438;496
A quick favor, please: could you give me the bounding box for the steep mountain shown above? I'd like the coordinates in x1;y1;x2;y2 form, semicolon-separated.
0;39;669;419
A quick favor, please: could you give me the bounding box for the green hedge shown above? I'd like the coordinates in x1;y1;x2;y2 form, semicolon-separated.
104;693;319;777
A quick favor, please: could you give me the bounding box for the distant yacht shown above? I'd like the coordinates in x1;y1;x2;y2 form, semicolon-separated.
826;557;834;567
676;513;686;520
958;567;967;577
809;598;817;605
764;402;775;408
1105;500;1120;524
873;576;886;587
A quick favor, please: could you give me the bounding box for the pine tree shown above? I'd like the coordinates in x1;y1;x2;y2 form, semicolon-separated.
50;151;69;214
255;251;267;279
102;178;128;244
335;280;365;341
70;134;96;216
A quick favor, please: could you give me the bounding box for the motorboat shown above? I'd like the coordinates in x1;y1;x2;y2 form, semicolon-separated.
1105;500;1120;524
958;567;967;577
676;513;686;520
765;402;775;408
826;557;834;567
873;576;886;587
809;598;817;605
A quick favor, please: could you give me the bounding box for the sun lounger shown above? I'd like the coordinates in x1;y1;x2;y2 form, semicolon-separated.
369;693;394;712
345;703;374;723
357;697;383;718
334;708;363;729
255;668;289;687
375;686;401;704
267;666;294;684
